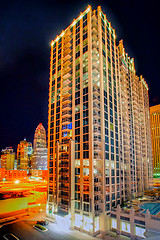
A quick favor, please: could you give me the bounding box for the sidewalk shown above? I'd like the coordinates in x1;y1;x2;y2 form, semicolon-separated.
97;232;130;240
69;229;99;240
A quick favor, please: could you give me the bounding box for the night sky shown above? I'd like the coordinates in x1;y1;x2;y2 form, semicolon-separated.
0;0;159;152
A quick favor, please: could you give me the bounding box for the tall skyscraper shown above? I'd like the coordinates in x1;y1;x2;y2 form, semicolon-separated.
118;41;153;199
150;104;160;177
47;5;153;235
17;138;32;170
0;147;15;170
31;123;48;170
33;123;47;149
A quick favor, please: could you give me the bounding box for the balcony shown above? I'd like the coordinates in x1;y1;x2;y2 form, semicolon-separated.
93;95;100;104
92;19;98;28
58;195;69;200
93;119;101;126
63;72;71;80
94;181;101;186
62;95;71;103
62;118;71;125
62;110;71;117
62;104;71;111
93;127;101;134
59;163;69;167
92;26;98;35
62;85;71;93
93;110;101;118
63;41;71;49
93;103;100;111
92;40;99;52
63;53;71;62
63;34;71;43
63;65;71;74
94;190;102;195
93;85;100;94
93;136;101;143
94;145;101;151
92;13;97;21
92;47;98;56
92;74;100;84
92;59;99;70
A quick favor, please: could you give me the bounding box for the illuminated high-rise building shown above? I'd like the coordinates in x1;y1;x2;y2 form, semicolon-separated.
0;147;15;170
150;104;160;177
118;41;153;198
31;123;48;170
17;138;32;170
33;123;47;149
47;5;153;235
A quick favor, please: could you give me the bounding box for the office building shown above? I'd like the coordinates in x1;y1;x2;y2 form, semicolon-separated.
150;104;160;177
33;123;47;149
0;168;27;181
47;5;153;235
17;138;33;170
31;123;48;170
0;147;15;170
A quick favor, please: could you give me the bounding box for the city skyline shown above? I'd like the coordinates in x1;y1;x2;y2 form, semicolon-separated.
0;2;160;239
0;0;160;151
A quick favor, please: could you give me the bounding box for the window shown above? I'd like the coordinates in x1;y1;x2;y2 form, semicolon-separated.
83;203;89;212
76;26;80;34
83;20;87;28
83;45;88;53
83;194;89;202
76;20;80;28
76;39;80;46
121;221;130;233
76;51;80;58
135;226;146;238
83;14;87;21
83;33;87;40
111;219;117;229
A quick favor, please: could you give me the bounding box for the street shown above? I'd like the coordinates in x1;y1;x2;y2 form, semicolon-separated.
0;219;83;240
0;210;98;240
0;211;130;240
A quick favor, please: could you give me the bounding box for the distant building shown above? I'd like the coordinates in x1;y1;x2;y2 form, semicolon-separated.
150;104;160;177
0;168;27;181
0;147;15;170
30;169;48;180
33;123;47;149
17;138;33;170
31;123;47;170
14;159;17;170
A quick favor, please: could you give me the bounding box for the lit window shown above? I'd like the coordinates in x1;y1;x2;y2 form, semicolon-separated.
121;221;130;233
111;219;117;229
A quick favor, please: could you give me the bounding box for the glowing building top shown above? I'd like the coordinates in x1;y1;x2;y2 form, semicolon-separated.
33;123;47;149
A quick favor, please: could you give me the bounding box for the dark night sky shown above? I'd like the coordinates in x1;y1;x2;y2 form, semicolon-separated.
0;0;159;152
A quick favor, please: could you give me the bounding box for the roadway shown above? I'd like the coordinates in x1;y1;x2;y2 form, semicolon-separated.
0;219;81;240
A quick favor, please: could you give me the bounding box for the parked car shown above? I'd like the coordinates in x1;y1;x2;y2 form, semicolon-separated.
33;224;48;232
3;233;19;240
36;220;49;226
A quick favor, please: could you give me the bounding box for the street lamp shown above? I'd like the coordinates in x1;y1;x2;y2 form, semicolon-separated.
14;180;19;184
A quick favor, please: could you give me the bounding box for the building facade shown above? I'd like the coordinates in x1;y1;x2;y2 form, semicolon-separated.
17;139;32;170
47;5;153;235
118;42;153;199
0;147;15;170
31;123;48;170
110;205;160;239
150;104;160;177
0;168;27;181
33;123;47;149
